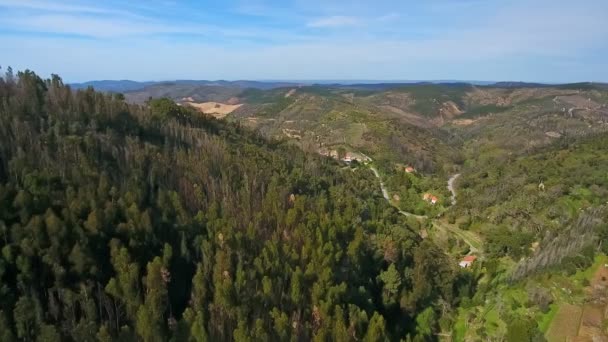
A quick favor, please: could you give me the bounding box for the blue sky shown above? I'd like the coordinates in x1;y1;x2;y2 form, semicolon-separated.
1;0;607;82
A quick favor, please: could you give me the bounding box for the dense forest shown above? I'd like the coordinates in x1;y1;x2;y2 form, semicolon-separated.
0;69;474;341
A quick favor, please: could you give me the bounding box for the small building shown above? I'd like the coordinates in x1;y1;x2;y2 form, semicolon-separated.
342;152;353;163
422;193;438;205
459;255;477;268
405;166;415;173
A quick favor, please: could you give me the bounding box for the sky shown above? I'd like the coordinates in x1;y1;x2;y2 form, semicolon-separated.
0;0;607;83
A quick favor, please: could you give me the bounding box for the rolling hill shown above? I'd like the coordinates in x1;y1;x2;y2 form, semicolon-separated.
4;69;608;341
106;81;608;218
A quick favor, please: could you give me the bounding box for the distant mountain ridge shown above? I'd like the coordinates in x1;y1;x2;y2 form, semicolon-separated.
70;79;307;92
69;80;157;92
71;79;499;93
71;79;608;100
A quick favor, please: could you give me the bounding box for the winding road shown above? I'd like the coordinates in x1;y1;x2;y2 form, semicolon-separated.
369;164;461;216
368;165;428;219
369;166;390;200
448;173;461;206
443;173;482;253
368;163;482;253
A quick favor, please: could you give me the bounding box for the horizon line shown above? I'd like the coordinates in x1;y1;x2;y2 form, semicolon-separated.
68;79;607;85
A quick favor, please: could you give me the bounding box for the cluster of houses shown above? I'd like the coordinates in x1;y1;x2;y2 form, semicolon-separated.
318;149;371;164
422;193;439;205
401;163;478;269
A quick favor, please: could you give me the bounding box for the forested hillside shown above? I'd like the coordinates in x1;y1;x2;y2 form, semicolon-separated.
0;69;472;341
455;133;608;271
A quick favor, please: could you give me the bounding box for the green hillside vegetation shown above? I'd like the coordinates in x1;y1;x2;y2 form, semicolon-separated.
452;250;607;341
231;82;608;221
0;69;478;341
238;88;290;104
455;133;608;263
237;88;460;171
4;69;608;341
382;168;451;216
125;83;242;104
393;84;472;117
221;81;608;341
458;104;513;119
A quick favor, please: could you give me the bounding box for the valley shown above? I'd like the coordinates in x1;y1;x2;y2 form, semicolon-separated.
1;70;608;341
2;0;606;340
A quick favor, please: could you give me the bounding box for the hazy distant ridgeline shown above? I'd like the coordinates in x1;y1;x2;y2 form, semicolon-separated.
70;79;608;94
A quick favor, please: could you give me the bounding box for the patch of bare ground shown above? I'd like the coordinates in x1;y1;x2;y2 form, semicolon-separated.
451;119;477;126
555;95;600;109
545;131;562;138
185;101;243;119
282;128;302;139
432;101;464;126
285;89;296;98
590;264;608;288
379;105;432;128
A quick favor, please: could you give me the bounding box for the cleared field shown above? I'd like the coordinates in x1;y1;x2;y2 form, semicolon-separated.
577;304;605;340
576;262;608;341
545;303;583;342
185;101;243;118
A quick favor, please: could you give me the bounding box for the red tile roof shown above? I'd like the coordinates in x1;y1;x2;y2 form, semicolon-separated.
462;255;477;262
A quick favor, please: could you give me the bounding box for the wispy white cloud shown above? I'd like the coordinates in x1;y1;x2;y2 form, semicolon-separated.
0;4;313;41
305;13;401;29
0;13;188;38
0;0;174;38
307;16;360;28
0;0;606;82
0;0;111;14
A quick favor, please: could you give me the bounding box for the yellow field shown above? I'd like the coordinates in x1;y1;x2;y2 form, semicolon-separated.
184;101;242;119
